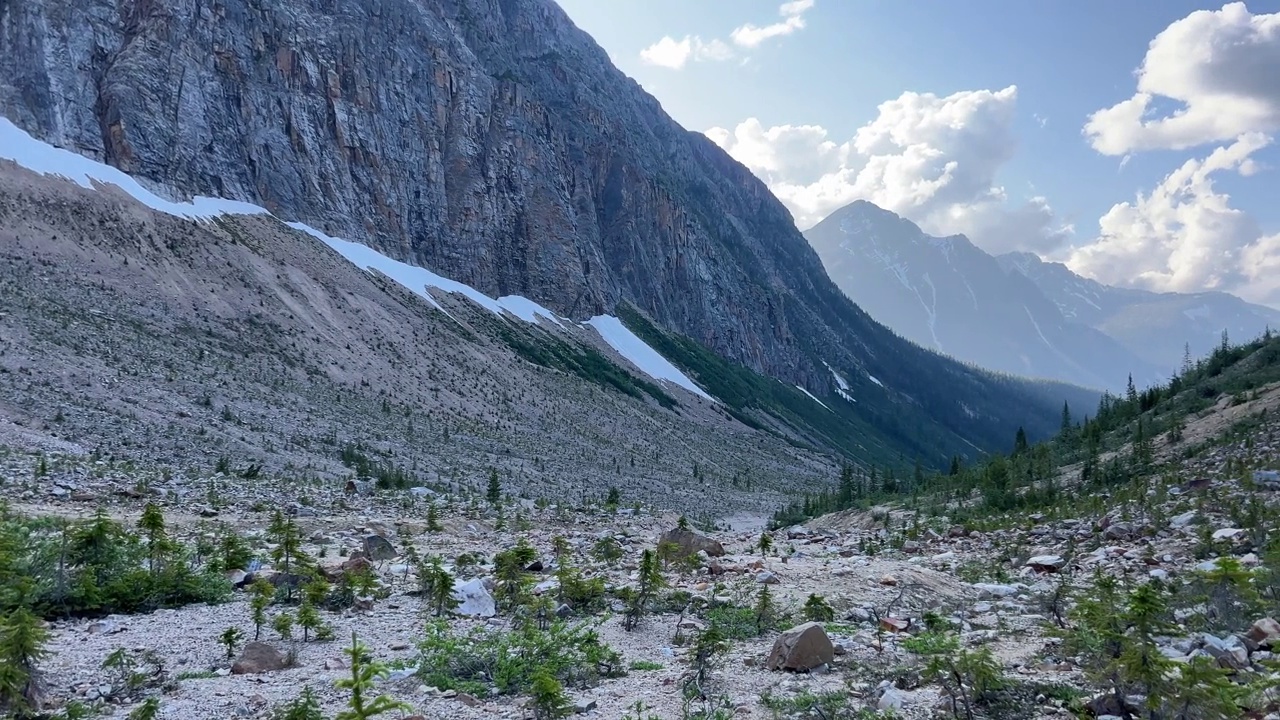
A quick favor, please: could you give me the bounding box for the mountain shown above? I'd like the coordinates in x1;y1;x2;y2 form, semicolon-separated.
805;201;1162;392
999;252;1280;374
0;0;1094;469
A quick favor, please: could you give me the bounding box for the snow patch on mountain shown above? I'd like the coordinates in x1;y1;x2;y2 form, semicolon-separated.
822;361;856;403
2;116;718;402
0;118;265;219
586;317;713;400
796;386;831;411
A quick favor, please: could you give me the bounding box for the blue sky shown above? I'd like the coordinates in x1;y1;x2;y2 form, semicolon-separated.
556;1;1280;306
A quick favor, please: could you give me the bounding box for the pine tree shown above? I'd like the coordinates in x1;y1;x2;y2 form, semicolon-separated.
1059;402;1073;440
623;549;665;631
273;686;325;720
1181;342;1194;375
753;584;777;635
802;593;835;622
1126;374;1138;404
0;606;51;719
425;503;442;533
267;511;307;602
296;600;321;643
126;697;160;720
494;541;535;613
529;668;571;719
1012;426;1029;456
137;503;168;576
219;626;243;659
249;577;275;641
273;611;295;641
417;555;459;618
837;464;856;505
486;469;502;506
334;632;410;720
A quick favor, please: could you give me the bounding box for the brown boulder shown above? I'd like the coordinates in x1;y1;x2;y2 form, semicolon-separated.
1247;618;1280;647
765;622;834;672
659;527;725;558
231;642;288;674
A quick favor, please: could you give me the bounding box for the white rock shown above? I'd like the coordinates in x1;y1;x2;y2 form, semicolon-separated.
452;578;496;618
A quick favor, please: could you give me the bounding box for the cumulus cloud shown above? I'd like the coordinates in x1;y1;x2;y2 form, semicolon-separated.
1084;2;1280;155
1065;133;1280;304
730;0;814;48
640;1;813;69
706;86;1072;254
639;35;734;69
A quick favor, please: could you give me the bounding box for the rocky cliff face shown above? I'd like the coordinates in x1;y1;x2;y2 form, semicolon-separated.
0;0;1081;455
0;0;803;373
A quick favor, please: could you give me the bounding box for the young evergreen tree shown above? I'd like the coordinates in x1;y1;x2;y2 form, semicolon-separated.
273;611;295;641
273;686;325;720
137;503;169;576
802;593;835;623
417;555;459;618
267;511;307;602
425;503;442;533
0;606;50;719
219;626;243;659
249;577;275;641
623;549;665;631
486;469;502;506
753;584;777;635
334;632;410;720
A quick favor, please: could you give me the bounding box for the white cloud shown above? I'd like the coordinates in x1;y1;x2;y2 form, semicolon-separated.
641;1;813;69
1084;2;1280;155
706;86;1071;254
639;35;734;69
1065;133;1280;304
730;0;814;48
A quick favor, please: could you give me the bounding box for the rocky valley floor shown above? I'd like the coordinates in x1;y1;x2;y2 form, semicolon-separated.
5;377;1280;720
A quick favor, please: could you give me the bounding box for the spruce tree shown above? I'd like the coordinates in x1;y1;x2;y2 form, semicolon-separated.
486;469;502;506
0;606;50;719
137;503;169;576
249;577;275;641
623;549;664;631
334;632;410;720
425;503;442;533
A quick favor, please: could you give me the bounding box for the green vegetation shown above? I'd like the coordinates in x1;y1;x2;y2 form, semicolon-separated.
773;331;1280;527
615;302;1095;473
416;618;624;700
335;632;410;720
486;316;678;409
0;503;231;619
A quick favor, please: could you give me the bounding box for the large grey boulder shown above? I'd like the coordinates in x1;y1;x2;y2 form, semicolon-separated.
452;578;496;618
362;534;396;561
765;622;834;672
659;527;725;559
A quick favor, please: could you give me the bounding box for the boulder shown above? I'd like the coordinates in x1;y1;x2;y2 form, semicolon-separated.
1202;633;1249;670
878;686;908;711
973;583;1019;600
659;527;725;558
756;571;781;585
1103;523;1136;541
362;534;396;561
1025;555;1066;572
765;622;834;672
452;578;496;618
231;642;288;674
1246;618;1280;648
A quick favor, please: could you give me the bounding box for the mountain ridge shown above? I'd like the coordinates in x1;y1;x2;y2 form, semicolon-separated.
997;251;1280;372
805;200;1163;392
0;0;1090;463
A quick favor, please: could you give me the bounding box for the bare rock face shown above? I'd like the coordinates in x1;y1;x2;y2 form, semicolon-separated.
765;622;834;672
660;527;725;558
231;642;288;675
0;0;1075;461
